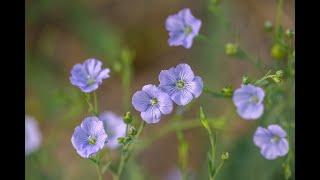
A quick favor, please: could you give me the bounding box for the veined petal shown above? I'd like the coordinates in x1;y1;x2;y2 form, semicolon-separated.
132;91;151;112
141;106;162;124
187;76;203;98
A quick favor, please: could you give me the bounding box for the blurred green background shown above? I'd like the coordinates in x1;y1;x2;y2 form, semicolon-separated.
26;0;295;179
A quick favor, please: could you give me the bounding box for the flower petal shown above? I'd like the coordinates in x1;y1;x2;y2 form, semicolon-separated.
260;144;279;160
158;92;173;114
268;124;287;138
253;127;272;148
171;89;193;106
174;64;195;82
96;68;110;80
141;106;162;124
237;103;264;120
187;76;203;98
275;139;289;156
132;91;151;112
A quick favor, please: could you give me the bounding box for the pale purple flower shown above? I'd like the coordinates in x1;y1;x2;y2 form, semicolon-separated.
70;58;110;93
159;63;203;106
253;124;289;160
232;84;265;120
165;8;202;49
132;84;173;124
71;117;108;158
25;115;42;156
99;111;126;149
164;168;182;180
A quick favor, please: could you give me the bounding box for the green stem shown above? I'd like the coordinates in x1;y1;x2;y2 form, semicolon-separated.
85;93;95;114
275;0;284;36
115;121;146;180
134;117;224;155
212;160;225;180
93;91;98;115
96;163;102;180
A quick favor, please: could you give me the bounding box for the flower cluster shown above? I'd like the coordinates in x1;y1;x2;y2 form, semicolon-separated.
132;63;203;124
232;83;289;160
70;59;127;158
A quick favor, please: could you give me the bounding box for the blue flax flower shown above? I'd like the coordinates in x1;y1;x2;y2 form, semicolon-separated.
99;111;126;149
165;8;202;49
71;117;108;158
159;63;203;106
25;115;42;156
253;124;289;160
70;58;110;93
232;84;265;120
132;84;173;124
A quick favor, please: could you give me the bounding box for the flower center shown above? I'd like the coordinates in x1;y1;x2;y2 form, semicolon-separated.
249;95;259;104
270;135;280;143
150;98;159;106
86;75;96;85
88;136;97;145
176;80;186;89
184;26;193;35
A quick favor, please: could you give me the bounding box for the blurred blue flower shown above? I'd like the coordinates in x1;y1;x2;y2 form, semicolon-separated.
25;115;42;156
159;64;203;106
164;168;182;180
253;124;289;160
232;84;265;120
71;116;108;158
99;111;126;149
165;8;202;49
70;58;110;93
132;84;173;124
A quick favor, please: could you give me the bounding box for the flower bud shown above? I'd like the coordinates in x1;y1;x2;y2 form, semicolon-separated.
264;21;273;32
221;86;233;97
225;43;238;56
271;43;286;60
123;112;133;124
285;29;294;38
221;152;229;160
128;126;137;136
242;75;249;85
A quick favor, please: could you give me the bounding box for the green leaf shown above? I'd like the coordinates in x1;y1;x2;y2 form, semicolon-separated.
200;107;212;135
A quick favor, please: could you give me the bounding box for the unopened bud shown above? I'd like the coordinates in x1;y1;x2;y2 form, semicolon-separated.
242;75;249;85
128;126;137;136
271;43;286;60
285;29;295;38
225;43;238;56
221;152;229;160
123;112;133;124
264;21;273;32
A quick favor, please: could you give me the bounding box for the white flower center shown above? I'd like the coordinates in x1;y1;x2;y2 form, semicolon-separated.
88;135;97;145
270;135;280;143
176;80;186;89
184;26;193;35
249;95;259;104
150;98;159;106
